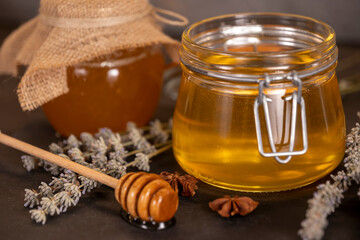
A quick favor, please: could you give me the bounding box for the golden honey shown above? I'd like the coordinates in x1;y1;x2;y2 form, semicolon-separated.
173;13;345;192
43;46;165;136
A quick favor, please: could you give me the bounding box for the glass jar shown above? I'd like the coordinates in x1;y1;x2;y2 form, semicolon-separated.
173;13;345;192
42;46;165;136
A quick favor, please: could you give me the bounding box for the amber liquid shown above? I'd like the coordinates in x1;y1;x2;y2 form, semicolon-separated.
173;45;346;192
43;47;165;136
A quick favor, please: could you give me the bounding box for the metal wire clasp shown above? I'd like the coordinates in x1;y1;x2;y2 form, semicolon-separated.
254;71;308;164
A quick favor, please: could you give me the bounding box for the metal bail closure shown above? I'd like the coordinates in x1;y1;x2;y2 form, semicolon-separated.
254;71;308;164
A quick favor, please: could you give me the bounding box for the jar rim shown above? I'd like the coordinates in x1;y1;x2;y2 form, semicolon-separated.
180;12;337;82
183;12;335;56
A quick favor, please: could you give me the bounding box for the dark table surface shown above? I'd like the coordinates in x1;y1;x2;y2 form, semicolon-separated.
0;27;360;239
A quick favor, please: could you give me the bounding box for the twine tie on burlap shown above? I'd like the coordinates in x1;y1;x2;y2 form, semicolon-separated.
39;6;188;28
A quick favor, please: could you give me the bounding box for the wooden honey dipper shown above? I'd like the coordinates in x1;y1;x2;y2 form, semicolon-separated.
0;132;178;223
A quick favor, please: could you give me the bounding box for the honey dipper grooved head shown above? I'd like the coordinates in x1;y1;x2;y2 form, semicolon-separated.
115;172;179;222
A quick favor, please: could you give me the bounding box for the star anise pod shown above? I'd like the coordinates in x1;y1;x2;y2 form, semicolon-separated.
209;195;259;218
160;171;198;197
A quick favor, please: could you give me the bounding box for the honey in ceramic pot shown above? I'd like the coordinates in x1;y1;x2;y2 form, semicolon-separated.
42;46;165;136
173;13;346;192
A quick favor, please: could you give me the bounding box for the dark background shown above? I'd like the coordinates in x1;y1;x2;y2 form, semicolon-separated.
0;0;360;43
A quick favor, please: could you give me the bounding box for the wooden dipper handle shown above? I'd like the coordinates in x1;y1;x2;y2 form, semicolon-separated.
0;132;178;223
115;172;178;222
0;131;118;188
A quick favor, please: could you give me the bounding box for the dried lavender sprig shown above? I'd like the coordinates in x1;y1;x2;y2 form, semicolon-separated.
119;119;170;136
60;169;78;184
108;133;124;153
68;121;170;155
23;120;172;224
123;140;171;158
40;197;60;216
24;189;39;208
299;117;360;240
122;129;171;147
134;137;156;154
23;157;93;223
39;182;53;197
29;209;47;225
64;135;81;149
21;155;36;172
27;176;90;224
49;177;67;192
78;175;100;194
122;120;171;147
91;137;107;156
49;143;63;154
43;161;62;175
95;128;114;145
105;160;127;178
79;132;95;151
52;120;170;154
124;144;172;171
109;151;127;165
150;119;170;143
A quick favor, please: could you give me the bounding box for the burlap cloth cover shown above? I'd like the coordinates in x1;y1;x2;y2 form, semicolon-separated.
0;0;188;111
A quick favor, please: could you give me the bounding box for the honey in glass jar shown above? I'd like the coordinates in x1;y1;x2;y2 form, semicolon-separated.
42;46;165;136
173;13;345;192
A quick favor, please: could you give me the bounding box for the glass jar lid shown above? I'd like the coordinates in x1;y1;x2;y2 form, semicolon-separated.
180;12;337;83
